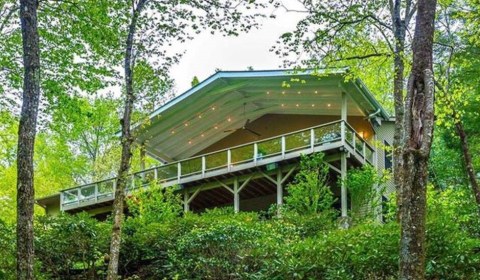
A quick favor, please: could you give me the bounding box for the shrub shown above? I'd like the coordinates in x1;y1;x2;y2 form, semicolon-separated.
0;219;15;280
35;213;110;279
284;153;336;215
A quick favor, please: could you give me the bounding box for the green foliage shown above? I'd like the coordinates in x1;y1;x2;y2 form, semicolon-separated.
191;76;200;87
346;165;389;220
284;153;336;215
0;219;15;279
25;185;480;279
127;185;182;225
35;213;110;279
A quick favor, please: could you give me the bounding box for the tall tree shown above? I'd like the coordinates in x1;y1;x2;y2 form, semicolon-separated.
399;0;437;278
434;0;480;211
274;1;417;213
107;1;147;277
17;0;40;279
105;1;266;278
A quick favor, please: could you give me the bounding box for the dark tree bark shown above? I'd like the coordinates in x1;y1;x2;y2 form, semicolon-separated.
392;0;407;220
399;0;437;279
106;0;148;279
455;120;480;209
391;0;416;222
17;0;41;279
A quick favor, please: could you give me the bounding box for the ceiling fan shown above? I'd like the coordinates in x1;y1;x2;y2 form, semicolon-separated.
223;103;261;136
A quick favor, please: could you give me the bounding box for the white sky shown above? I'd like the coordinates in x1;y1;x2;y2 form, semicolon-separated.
169;2;306;93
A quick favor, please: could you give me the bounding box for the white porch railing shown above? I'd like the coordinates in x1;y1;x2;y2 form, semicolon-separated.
60;120;374;211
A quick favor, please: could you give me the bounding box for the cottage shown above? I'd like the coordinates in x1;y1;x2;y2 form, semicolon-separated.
37;69;394;219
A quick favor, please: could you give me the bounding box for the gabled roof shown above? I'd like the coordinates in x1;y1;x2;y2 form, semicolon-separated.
135;69;389;162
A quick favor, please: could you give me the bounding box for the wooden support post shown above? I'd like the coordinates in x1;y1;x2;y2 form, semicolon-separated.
341;151;348;218
276;168;283;207
234;177;239;213
183;192;190;213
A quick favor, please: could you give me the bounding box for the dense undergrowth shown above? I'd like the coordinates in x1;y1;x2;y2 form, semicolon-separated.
1;154;479;279
0;186;479;280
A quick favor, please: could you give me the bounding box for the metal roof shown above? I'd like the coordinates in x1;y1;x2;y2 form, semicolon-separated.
134;68;389;162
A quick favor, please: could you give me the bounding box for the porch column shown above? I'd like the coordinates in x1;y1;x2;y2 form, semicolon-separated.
341;151;348;218
276;168;283;207
183;192;190;213
234;177;240;213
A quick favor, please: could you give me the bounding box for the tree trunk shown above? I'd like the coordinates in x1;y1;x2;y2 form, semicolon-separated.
392;0;406;221
399;0;437;279
455;120;480;209
106;1;147;279
17;1;41;279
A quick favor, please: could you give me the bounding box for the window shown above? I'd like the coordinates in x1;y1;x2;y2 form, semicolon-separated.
384;140;392;170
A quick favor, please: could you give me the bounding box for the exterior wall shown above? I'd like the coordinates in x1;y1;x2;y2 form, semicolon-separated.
375;120;395;195
198;114;374;155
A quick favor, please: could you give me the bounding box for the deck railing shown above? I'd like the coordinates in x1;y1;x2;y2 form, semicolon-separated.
60;120;375;211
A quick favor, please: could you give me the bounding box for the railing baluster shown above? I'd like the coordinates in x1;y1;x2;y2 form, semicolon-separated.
60;191;64;211
254;143;258;165
310;128;315;151
363;141;366;163
76;189;80;205
281;136;286;158
95;184;98;202
177;162;182;183
227;150;231;171
202;156;206;177
352;132;356;151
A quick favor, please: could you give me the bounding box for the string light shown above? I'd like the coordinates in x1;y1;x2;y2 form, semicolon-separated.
171;130;175;134
198;115;202;119
315;91;318;94
311;104;315;107
211;106;216;111
327;104;331;107
297;91;301;94
281;104;285;107
188;140;192;144
296;104;300;107
266;91;270;95
184;123;188;127
214;126;218;129
227;117;231;122
282;91;285;95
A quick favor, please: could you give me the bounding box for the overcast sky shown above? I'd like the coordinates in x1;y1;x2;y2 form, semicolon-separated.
169;1;306;93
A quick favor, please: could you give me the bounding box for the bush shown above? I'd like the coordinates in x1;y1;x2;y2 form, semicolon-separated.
0;219;15;280
35;213;110;279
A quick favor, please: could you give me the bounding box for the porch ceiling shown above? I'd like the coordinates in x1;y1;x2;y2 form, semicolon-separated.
135;69;388;162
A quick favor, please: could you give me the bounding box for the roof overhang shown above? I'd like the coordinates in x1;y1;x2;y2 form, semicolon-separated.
135;69;389;161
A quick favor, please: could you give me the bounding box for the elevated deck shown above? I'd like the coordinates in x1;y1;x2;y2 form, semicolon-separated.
59;120;375;212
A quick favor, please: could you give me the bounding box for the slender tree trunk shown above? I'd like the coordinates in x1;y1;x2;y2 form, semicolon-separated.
106;1;147;279
16;1;40;279
399;0;437;279
455;120;480;208
392;0;407;221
